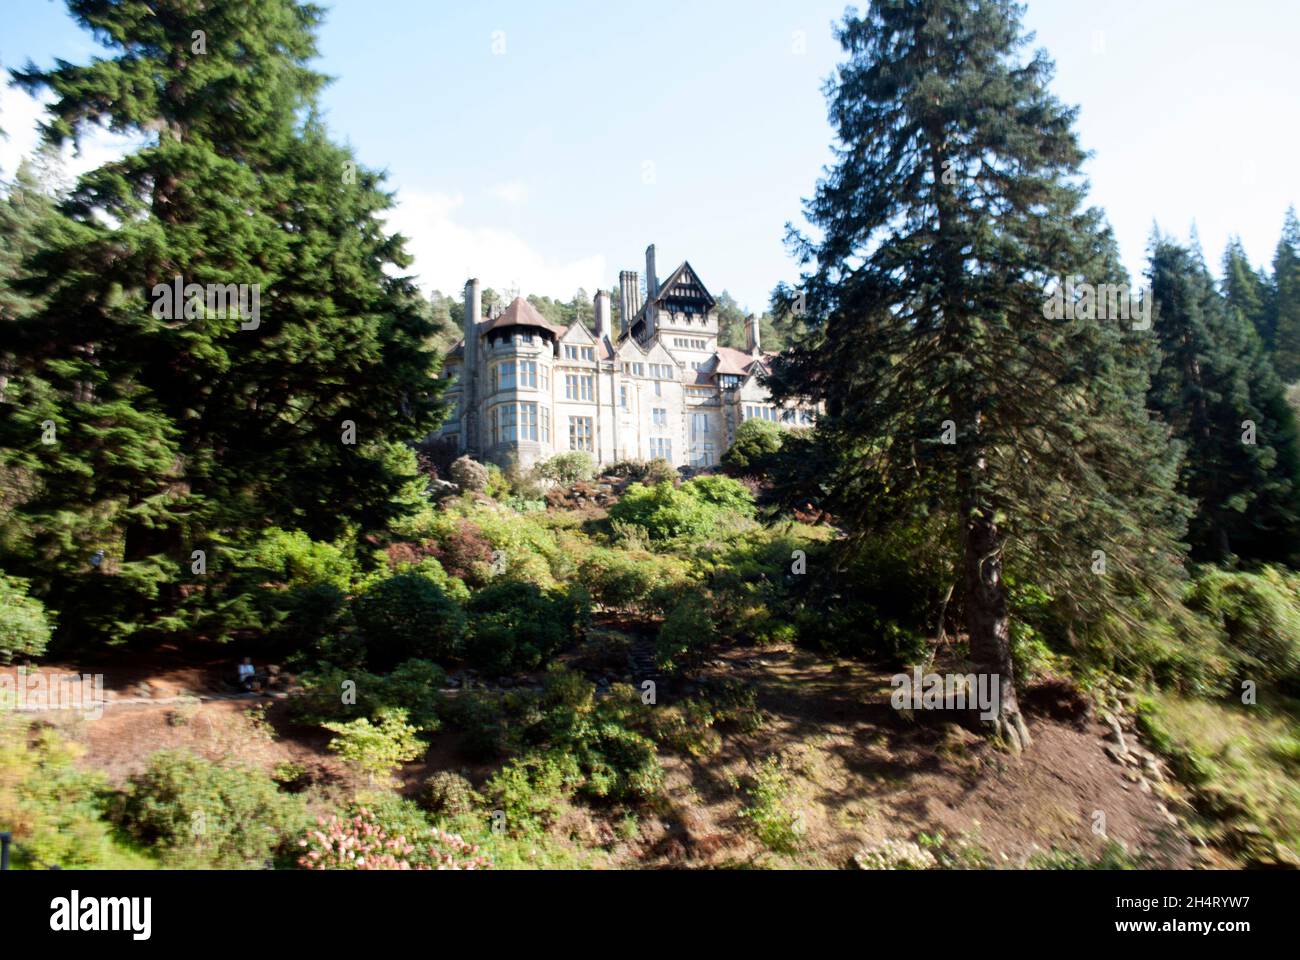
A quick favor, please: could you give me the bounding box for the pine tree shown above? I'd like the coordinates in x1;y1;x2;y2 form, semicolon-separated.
1149;239;1300;564
0;0;448;642
1270;208;1300;382
1222;238;1270;349
769;0;1191;748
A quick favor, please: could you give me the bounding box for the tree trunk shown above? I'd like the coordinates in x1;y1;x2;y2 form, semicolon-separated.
961;500;1031;752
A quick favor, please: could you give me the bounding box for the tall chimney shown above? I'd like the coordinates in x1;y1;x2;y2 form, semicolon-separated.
745;314;761;356
618;270;641;336
644;244;658;335
594;290;610;341
463;278;482;449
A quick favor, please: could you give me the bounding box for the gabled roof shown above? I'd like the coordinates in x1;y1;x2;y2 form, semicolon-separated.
629;259;716;336
482;297;567;337
653;260;715;310
561;320;595;343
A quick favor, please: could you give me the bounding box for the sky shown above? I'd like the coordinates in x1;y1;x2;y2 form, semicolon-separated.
1;0;1297;311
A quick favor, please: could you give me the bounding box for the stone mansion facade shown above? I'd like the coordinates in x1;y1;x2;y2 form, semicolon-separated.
436;244;815;471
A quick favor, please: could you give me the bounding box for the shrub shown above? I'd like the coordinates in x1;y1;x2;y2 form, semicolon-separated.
114;750;304;868
297;804;492;870
353;573;466;670
580;548;671;613
246;528;355;590
272;582;356;663
482;753;581;837
536;451;595;484
606;480;717;541
1186;567;1300;688
484;462;510;499
681;474;757;516
657;593;716;671
577;723;664;800
431;518;496;587
449;456;490;492
421;771;482;818
0;574;53;662
738;756;803;854
0;716;151;868
463;581;581;674
607;458;676;485
721;418;784;475
322;707;426;786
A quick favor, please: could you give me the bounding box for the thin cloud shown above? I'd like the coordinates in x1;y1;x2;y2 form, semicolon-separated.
385;188;606;300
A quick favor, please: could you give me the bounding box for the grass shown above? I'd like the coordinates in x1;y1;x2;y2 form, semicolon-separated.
1137;690;1300;863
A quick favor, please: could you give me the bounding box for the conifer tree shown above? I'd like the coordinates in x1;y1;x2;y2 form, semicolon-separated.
769;0;1191;748
1149;239;1300;564
0;0;448;642
1222;238;1270;349
1269;208;1300;382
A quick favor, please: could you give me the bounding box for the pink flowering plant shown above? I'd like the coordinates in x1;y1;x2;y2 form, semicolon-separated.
297;807;492;870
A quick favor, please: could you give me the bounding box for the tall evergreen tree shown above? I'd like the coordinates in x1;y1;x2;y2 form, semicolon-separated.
0;0;448;642
1269;208;1300;382
1149;239;1300;564
1222;238;1270;349
769;0;1190;748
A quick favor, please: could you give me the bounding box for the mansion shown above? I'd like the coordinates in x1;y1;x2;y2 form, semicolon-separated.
436;244;815;471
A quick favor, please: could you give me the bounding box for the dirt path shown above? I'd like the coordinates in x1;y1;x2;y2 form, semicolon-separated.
629;644;1195;868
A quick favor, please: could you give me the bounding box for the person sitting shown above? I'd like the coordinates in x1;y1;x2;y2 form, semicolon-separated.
237;657;257;691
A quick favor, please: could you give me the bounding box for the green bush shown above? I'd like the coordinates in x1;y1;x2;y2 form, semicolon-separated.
1186;567;1300;688
113;750;304;868
681;474;756;516
272;581;356;663
536;451;595;484
246;528;355;590
322;707;426;786
353;573;466;670
0;716;152;868
420;771;482;818
0;573;53;662
482;753;581;837
579;547;691;614
291;659;445;732
738;756;803;854
464;581;582;674
657;593;716;671
607;481;717;540
721;418;784;475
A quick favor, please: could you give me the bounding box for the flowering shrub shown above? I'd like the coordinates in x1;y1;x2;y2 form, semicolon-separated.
297;808;492;870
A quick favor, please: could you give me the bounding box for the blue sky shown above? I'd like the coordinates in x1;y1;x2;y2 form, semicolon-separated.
2;0;1297;310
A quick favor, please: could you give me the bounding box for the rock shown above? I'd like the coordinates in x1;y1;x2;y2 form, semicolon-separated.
1100;711;1128;754
1103;743;1128;764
